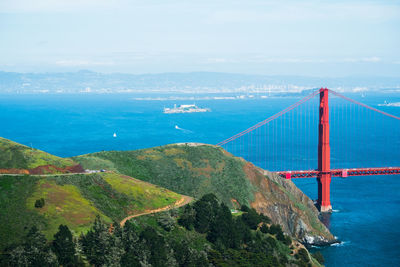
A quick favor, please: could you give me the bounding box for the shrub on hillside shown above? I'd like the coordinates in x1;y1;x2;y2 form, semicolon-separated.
240;205;250;212
241;208;262;229
260;224;269;234
269;224;283;235
157;212;175;231
312;251;325;264
295;248;310;263
283;235;292;246
34;198;45;208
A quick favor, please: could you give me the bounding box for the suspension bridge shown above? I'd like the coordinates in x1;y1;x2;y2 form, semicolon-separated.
217;88;400;212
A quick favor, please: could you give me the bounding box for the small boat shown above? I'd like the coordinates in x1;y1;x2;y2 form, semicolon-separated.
113;132;117;138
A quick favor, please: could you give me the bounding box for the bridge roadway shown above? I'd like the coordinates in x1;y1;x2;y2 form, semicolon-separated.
277;167;400;179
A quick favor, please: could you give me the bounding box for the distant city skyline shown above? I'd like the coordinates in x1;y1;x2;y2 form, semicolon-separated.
1;0;399;77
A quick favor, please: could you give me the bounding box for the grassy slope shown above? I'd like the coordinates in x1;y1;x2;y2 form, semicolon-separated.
0;176;45;250
0;172;181;250
73;144;334;242
0;137;75;169
73;145;256;207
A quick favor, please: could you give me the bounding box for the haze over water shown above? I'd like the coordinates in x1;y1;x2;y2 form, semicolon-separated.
0;92;399;266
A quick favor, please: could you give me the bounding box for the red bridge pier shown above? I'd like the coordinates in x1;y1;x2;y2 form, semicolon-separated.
317;88;332;212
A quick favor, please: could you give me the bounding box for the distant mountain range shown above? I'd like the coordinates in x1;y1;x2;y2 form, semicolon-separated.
0;70;399;94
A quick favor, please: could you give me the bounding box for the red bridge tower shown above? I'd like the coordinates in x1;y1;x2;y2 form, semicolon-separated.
317;88;332;212
218;87;400;213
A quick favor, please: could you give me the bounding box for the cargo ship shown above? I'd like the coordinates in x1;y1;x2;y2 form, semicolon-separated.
163;104;210;114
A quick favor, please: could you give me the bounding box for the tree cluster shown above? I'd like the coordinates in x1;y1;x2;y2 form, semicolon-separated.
1;225;80;267
79;215;208;267
177;194;305;266
1;193;316;267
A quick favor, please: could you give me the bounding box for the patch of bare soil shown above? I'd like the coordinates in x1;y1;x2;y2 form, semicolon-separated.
29;164;84;174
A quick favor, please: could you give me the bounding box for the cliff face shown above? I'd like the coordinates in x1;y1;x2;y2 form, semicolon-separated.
74;143;337;246
243;162;336;245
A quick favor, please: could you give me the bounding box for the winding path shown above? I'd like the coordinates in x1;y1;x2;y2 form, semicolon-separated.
120;195;193;227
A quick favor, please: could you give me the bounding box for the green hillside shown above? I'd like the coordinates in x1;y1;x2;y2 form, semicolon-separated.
74;143;336;246
0;137;75;170
0;172;181;250
74;145;255;206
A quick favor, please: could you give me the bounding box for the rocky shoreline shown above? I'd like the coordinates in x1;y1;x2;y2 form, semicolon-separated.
302;233;340;247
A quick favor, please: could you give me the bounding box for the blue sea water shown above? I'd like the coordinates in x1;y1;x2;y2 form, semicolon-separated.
0;93;399;266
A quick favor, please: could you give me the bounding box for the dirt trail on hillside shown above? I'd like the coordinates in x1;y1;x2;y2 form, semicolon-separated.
120;195;193;227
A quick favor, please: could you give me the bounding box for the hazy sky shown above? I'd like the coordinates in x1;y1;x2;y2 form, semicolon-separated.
1;0;399;76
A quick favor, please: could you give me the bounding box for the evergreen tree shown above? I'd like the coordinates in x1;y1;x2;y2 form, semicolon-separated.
269;224;282;235
233;217;252;246
170;239;190;266
283;235;292;246
170;241;207;267
241;208;262;230
240;205;250;212
8;226;58;266
276;231;285;242
140;227;168;267
178;205;195;230
113;221;123;240
193;201;212;233
52;225;77;266
193;193;219;233
260;213;271;224
120;222;141;266
7;245;29;266
247;231;274;256
207;203;233;248
295;248;310;265
157;212;175;231
80;216;124;267
260;224;269;234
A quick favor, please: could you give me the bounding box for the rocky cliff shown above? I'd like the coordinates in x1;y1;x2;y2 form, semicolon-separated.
244;162;336;245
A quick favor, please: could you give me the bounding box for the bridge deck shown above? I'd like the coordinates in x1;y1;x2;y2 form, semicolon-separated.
277;167;400;179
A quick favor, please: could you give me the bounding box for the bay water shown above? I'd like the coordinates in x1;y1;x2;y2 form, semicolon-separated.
0;93;399;266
